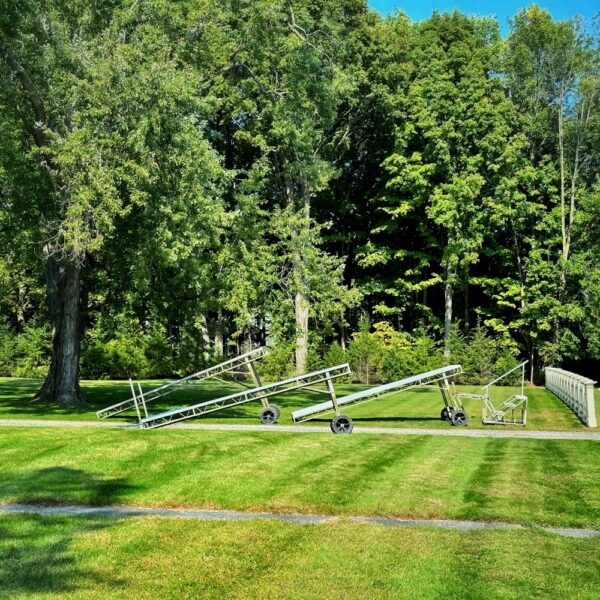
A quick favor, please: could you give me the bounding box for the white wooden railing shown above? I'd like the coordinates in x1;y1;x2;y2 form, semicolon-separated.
545;367;597;427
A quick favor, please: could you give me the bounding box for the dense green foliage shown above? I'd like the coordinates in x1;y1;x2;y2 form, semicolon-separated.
0;2;599;393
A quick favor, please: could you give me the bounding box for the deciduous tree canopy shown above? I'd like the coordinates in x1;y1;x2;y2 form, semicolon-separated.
0;1;598;401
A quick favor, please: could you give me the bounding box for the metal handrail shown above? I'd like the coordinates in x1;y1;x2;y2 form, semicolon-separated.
481;361;528;391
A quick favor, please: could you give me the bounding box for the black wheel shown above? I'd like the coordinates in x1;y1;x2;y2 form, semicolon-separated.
259;406;279;425
268;404;281;419
451;410;469;427
440;407;452;422
330;415;353;434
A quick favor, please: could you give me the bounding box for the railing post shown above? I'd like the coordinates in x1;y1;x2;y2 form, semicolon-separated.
585;381;597;428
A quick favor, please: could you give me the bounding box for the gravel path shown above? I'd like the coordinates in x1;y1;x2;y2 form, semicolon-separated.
1;502;598;538
0;418;599;440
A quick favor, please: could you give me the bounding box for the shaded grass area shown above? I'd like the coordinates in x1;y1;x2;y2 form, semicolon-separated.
1;513;599;599
1;427;599;528
0;377;593;430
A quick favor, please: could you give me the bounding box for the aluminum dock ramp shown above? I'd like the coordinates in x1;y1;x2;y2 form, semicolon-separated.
96;347;268;419
139;363;351;429
291;364;465;433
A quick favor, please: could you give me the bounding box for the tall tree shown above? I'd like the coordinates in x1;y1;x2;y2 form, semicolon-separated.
373;12;521;354
504;6;600;366
213;0;364;373
0;0;224;402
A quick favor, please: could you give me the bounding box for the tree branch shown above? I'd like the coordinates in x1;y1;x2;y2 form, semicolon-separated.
2;43;50;148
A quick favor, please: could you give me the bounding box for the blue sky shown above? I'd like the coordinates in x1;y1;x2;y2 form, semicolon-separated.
368;1;598;33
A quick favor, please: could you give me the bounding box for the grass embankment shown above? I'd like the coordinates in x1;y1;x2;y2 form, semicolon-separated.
0;377;594;430
1;427;599;528
1;514;599;599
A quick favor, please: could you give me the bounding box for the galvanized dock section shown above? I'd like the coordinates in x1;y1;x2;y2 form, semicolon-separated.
96;347;268;419
291;365;464;433
140;363;352;429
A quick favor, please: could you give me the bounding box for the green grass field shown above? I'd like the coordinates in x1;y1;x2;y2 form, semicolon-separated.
1;376;597;430
2;514;599;600
1;427;599;528
1;377;599;598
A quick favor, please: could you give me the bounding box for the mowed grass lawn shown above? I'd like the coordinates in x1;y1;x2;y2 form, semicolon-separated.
1;382;599;600
1;427;599;528
0;376;596;430
2;514;600;600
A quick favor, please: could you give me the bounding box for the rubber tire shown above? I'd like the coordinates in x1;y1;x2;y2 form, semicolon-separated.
440;407;452;422
330;415;354;434
268;404;281;419
259;406;279;425
451;410;469;427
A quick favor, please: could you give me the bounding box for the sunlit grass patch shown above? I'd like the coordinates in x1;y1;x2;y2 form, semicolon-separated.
1;427;599;528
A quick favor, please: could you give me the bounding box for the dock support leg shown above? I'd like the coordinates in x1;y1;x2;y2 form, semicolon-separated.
129;379;142;425
246;359;268;408
137;382;148;418
437;376;467;426
324;373;354;433
437;378;452;421
249;358;281;424
325;374;340;415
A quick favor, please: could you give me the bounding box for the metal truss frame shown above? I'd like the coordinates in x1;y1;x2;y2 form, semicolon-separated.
140;363;351;429
96;347;268;419
291;365;463;423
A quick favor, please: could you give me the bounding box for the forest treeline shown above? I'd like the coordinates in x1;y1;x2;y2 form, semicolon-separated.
0;1;599;402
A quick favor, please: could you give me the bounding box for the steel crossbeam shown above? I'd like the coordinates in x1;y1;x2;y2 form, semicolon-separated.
292;365;463;423
140;363;352;429
96;347;268;419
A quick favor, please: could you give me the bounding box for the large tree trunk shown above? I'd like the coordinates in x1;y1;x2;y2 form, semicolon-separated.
3;47;83;404
199;315;211;363
35;253;83;405
214;309;224;357
294;179;312;375
463;278;469;332
283;167;312;376
443;267;454;360
340;314;346;350
295;290;309;374
529;345;535;384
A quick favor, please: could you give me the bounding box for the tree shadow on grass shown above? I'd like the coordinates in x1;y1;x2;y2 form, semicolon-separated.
0;467;136;595
0;514;131;596
0;466;136;506
0;378;96;419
